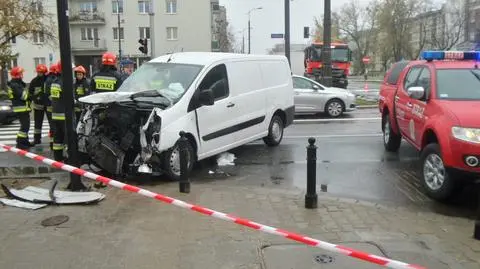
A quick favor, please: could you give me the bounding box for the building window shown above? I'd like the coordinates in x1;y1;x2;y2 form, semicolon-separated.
31;1;43;13
166;0;177;14
32;32;45;44
138;0;151;14
5;32;16;44
112;0;124;14
80;28;97;40
10;58;18;68
33;57;46;68
113;27;124;40
166;27;178;40
80;1;98;13
139;27;150;39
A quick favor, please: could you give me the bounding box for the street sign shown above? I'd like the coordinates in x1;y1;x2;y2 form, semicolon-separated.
271;33;284;39
362;56;371;64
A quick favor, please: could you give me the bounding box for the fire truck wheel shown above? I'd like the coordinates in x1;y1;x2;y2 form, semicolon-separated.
420;143;459;201
382;113;401;152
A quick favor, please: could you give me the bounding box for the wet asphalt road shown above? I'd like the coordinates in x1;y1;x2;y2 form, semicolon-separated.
348;80;381;101
194;109;479;218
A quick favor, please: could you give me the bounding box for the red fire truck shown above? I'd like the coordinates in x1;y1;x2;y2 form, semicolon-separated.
304;41;352;88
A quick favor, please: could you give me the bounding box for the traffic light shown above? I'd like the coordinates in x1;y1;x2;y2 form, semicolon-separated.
138;38;148;54
304;27;310;38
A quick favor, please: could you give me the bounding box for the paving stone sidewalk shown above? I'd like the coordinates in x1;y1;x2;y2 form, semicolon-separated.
0;176;479;269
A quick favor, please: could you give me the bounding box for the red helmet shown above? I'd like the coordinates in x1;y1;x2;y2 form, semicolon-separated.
102;52;117;66
74;65;86;74
36;64;48;74
49;63;59;74
10;66;24;79
56;61;62;73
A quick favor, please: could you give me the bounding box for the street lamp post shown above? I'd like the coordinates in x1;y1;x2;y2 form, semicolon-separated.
247;7;262;54
116;0;122;60
322;0;333;87
284;0;291;66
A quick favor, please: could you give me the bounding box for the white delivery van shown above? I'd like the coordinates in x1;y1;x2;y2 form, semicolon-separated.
77;52;295;180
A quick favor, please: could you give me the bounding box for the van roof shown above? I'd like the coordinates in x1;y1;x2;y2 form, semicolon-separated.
149;52;288;66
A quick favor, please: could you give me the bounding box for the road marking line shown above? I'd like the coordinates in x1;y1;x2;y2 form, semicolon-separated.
284;134;383;139
294;117;381;123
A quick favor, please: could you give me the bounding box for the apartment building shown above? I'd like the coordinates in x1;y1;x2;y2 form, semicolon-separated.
3;0;224;81
460;0;480;49
211;1;227;52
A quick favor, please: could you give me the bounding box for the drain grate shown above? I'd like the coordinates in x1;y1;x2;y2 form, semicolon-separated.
41;215;69;227
314;254;335;264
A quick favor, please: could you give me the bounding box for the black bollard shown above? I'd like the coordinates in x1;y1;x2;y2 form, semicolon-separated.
179;131;190;193
305;137;318;209
474;181;480;240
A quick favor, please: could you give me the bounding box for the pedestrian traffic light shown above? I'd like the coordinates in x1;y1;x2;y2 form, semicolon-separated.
304;27;310;39
138;38;148;55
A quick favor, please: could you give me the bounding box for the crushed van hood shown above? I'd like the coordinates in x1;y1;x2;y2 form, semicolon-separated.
79;92;134;104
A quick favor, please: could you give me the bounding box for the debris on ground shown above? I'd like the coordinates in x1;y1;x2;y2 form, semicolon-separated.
217;152;236;166
0;198;47;210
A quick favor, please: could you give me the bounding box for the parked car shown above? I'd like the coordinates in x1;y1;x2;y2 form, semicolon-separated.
0;94;17;125
292;75;356;117
379;51;480;201
77;52;295;180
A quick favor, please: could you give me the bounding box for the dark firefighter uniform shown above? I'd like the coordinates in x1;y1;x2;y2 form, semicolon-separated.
44;64;60;150
73;65;90;121
7;67;32;149
48;63;66;161
90;52;125;93
29;64;50;144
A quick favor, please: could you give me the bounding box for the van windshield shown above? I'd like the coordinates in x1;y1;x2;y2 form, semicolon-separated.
118;62;204;102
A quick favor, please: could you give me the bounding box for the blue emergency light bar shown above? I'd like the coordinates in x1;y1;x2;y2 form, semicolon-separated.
421;51;480;61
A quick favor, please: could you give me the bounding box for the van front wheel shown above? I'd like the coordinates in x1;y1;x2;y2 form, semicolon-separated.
163;139;195;181
263;115;284;147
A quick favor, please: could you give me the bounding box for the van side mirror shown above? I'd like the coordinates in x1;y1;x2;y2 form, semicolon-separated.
199;89;215;106
407;86;425;100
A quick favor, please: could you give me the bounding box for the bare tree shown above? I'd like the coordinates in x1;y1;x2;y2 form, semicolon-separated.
428;0;465;50
313;16;341;42
0;0;56;64
216;20;236;53
378;0;433;61
333;0;380;74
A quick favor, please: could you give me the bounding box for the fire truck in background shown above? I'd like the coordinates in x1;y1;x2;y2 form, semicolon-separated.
304;41;352;89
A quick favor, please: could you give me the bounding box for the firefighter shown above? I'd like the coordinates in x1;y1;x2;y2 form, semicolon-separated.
29;64;49;145
7;67;32;149
73;65;90;121
44;63;59;150
47;61;66;161
90;52;125;93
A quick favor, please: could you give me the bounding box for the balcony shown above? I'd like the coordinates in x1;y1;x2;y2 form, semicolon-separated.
69;10;106;24
72;38;107;54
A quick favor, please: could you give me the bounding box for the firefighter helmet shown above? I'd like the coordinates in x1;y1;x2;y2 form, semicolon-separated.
10;66;24;79
74;65;86;74
36;64;48;74
102;52;117;66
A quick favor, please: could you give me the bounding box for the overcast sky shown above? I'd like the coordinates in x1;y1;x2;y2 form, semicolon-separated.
219;0;373;54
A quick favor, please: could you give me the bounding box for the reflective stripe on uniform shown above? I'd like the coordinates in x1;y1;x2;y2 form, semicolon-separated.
95;76;117;91
50;83;62;99
52;113;65;120
21;89;29;101
34;87;43;95
76;87;85;95
52;143;64;150
74;107;82;112
34;129;42;134
47;106;53;112
13;106;30;113
7;87;14;99
32;103;45;110
17;131;27;138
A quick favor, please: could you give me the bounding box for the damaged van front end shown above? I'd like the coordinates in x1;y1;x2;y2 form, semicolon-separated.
77;97;163;177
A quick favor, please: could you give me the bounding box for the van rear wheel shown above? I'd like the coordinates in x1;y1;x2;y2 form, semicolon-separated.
263;115;284;147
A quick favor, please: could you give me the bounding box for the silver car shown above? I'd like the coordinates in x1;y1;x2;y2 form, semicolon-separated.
292;75;356;117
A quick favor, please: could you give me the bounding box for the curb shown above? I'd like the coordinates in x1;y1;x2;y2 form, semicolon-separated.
356;105;377;109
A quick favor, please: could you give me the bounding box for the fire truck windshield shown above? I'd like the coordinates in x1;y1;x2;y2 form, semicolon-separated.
310;46;350;63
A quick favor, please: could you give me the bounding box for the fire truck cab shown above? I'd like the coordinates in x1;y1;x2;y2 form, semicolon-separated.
304;42;352;89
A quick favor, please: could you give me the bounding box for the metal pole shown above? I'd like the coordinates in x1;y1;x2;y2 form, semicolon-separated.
474;181;480;240
305;138;318;209
117;2;122;60
55;0;86;191
248;19;251;54
179;131;190;193
242;33;245;54
284;0;291;66
322;0;333;87
149;1;155;58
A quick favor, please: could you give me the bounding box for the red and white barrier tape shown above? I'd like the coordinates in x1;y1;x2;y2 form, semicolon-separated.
0;143;426;269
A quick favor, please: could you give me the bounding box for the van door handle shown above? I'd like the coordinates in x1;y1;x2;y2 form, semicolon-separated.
227;103;235;108
406;102;413;108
